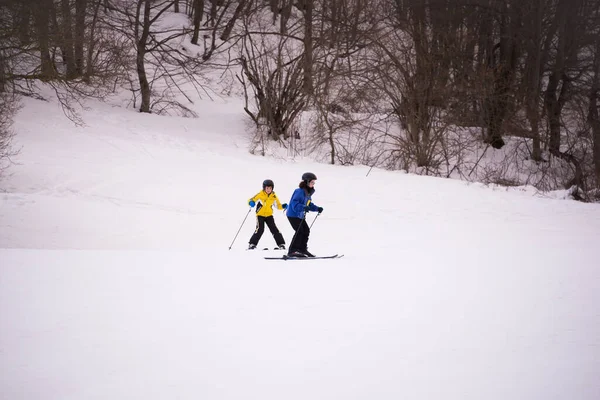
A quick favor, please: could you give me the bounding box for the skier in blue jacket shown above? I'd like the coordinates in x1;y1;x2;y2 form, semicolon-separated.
286;172;323;257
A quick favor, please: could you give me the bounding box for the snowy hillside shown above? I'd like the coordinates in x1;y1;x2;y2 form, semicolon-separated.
1;92;600;400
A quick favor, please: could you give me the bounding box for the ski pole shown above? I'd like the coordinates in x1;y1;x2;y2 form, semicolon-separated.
309;212;321;229
228;208;252;250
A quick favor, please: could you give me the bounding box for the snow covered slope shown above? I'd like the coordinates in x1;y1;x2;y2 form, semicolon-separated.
1;93;599;400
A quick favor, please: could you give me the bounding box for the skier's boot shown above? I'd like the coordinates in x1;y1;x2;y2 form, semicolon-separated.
302;249;315;258
287;250;307;258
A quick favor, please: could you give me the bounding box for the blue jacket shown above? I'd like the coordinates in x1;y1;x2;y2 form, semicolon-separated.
286;187;319;218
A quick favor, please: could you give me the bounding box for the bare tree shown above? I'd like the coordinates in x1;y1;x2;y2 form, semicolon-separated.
301;0;314;96
59;0;78;79
220;0;248;42
33;0;56;79
480;0;523;150
74;0;87;75
306;0;379;164
2;0;600;197
543;0;588;190
365;0;461;168
588;13;600;189
0;89;19;179
238;33;306;142
236;3;308;148
106;0;212;114
190;0;204;45
135;0;153;112
521;0;547;162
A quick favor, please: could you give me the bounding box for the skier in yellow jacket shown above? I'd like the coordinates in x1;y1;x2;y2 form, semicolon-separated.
247;179;288;250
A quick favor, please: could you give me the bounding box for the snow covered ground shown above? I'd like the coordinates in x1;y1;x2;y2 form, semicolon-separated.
1;92;600;400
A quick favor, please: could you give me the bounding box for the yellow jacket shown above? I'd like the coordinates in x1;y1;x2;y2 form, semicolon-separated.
249;190;284;217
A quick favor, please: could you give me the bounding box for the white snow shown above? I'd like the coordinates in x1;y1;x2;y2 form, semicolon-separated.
1;90;600;400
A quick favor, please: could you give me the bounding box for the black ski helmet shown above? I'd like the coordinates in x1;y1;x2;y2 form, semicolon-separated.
302;172;317;182
263;179;274;189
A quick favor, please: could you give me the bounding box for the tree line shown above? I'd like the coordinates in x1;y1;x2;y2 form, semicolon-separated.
1;0;599;200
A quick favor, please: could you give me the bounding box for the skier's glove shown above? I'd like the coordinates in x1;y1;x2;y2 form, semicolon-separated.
304;205;310;212
317;207;323;214
249;200;256;207
282;203;288;210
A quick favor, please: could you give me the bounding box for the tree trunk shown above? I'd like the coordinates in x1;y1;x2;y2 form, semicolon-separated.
220;0;246;41
174;0;179;12
191;0;204;44
0;52;5;93
544;72;564;155
280;0;292;34
591;94;600;190
33;0;56;79
525;0;544;161
269;0;278;14
136;0;152;113
84;0;102;81
409;1;432;166
74;0;87;76
543;0;587;191
209;0;217;26
528;106;542;160
18;2;31;45
302;0;313;96
60;0;77;79
545;72;583;190
544;0;569;155
483;3;520;150
590;38;600;188
592;104;600;190
329;0;337;47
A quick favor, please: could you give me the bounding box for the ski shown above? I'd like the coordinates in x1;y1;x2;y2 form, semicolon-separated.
262;247;285;250
264;254;343;260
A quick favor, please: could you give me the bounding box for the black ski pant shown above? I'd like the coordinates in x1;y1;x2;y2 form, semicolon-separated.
287;216;310;253
249;216;285;246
